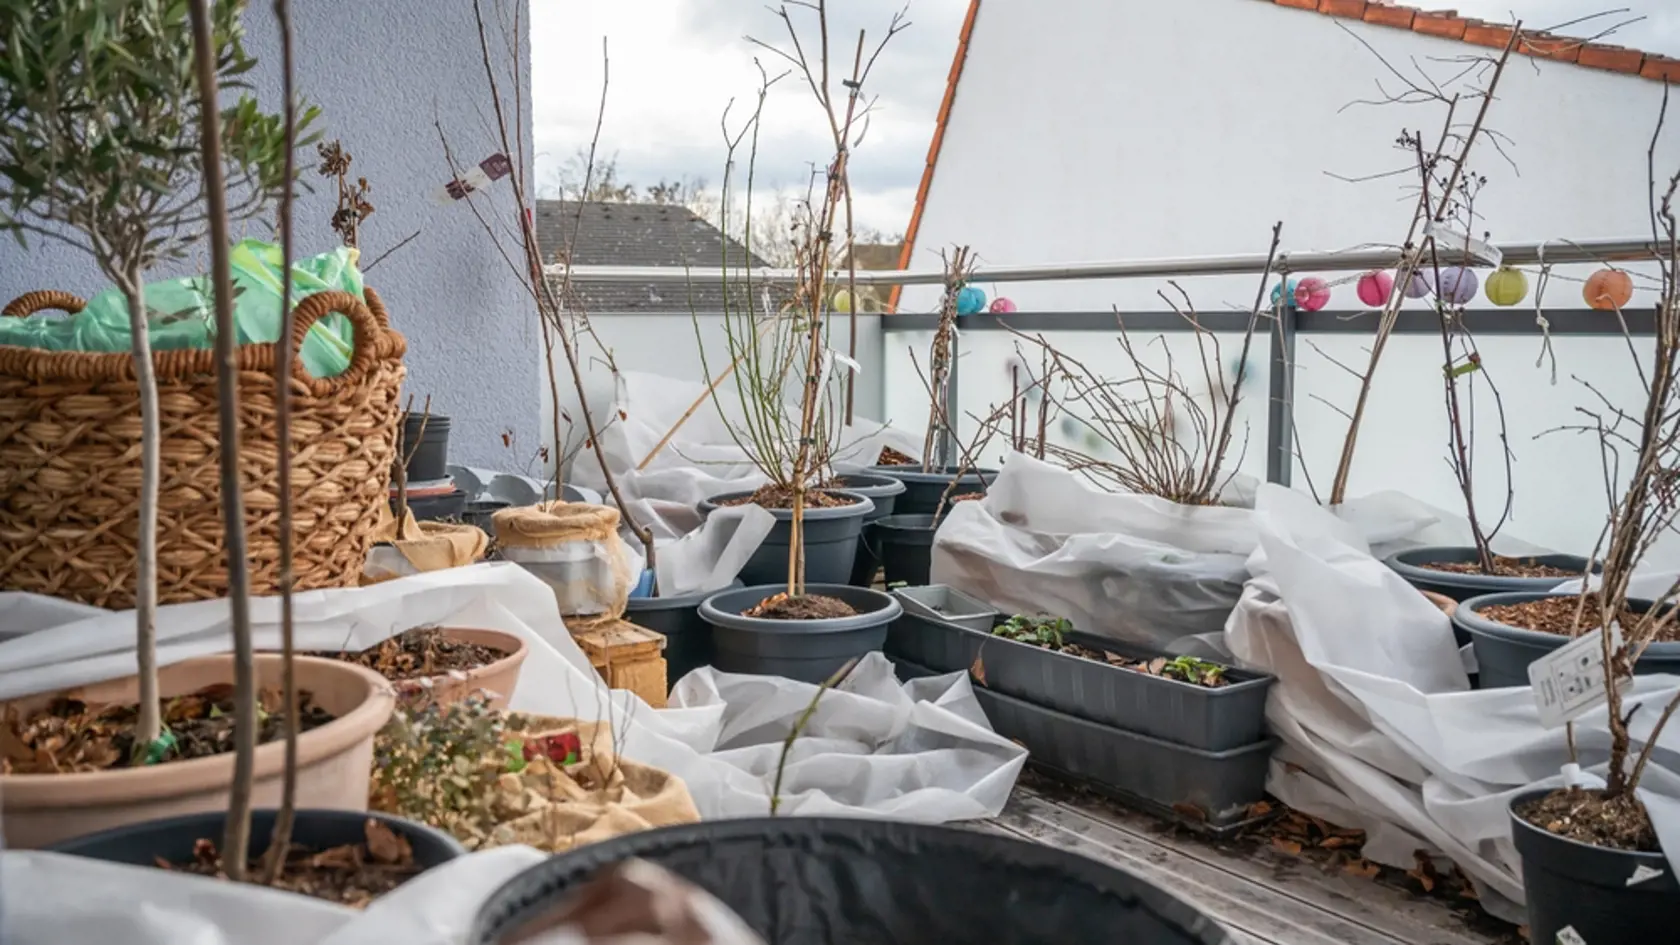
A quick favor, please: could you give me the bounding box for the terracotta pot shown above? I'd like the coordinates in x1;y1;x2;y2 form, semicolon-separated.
406;628;529;710
1420;590;1457;617
1;654;395;850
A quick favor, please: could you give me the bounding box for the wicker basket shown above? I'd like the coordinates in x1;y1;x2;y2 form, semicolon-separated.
0;288;407;608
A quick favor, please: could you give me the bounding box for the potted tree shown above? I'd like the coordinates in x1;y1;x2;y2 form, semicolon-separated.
690;4;906;683
0;0;403;862
1498;142;1680;941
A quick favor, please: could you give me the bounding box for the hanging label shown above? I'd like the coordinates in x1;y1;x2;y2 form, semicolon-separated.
1556;926;1587;945
435;152;513;204
1422;220;1502;268
1529;625;1628;728
1626;864;1665;887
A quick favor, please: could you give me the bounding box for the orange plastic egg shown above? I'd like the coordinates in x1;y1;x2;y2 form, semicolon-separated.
1583;268;1634;311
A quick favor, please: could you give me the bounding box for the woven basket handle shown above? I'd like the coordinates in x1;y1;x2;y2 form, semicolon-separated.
288;290;385;383
3;290;87;318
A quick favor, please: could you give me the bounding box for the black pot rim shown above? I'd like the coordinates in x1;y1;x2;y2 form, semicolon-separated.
1507;787;1673;869
699;583;903;633
626;578;745;610
874;512;943;532
868;464;998;486
1387;546;1595;591
699;489;876;522
470;816;1235;945
48;807;467;861
835;472;909;498
1456;591;1680;651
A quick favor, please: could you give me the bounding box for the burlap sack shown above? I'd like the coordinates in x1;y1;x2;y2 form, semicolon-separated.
494;502;636;618
362;503;490;583
487;716;700;853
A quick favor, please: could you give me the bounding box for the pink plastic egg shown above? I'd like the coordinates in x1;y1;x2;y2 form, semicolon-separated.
1356;270;1394;307
1294;277;1331;312
990;297;1017;313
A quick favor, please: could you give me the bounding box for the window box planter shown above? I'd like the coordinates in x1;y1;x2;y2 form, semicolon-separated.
895;656;1273;828
893;583;998;633
886;601;1273;752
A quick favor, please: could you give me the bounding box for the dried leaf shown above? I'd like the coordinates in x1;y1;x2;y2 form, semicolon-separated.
969;655;987;687
308;842;363;871
364;819;413;865
1271;837;1303;856
1320;835;1354;850
1171;802;1209;823
1245;800;1274;819
1344;859;1381;879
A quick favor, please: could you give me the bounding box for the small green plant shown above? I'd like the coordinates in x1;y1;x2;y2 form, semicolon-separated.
993;614;1073;649
370;691;515;847
1157;655;1228;687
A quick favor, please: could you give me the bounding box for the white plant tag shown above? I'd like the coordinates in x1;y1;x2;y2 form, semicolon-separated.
1626;864;1665;887
1423;219;1503;268
1529;625;1628;728
1556;926;1587;945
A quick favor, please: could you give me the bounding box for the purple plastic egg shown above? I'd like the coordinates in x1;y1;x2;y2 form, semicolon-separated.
990;297;1017;313
1294;277;1331;312
1356;270;1394;307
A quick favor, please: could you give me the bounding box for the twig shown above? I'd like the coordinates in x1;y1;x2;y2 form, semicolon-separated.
769;657;859;814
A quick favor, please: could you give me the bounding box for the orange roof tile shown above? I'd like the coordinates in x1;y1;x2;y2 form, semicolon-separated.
891;0;1677;304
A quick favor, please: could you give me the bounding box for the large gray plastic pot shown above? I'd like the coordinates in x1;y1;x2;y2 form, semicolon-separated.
1385;546;1592;603
836;472;907;585
698;583;902;683
868;513;941;586
868;464;995;516
699;490;873;587
1454;592;1680;689
469;817;1238;945
624;579;743;689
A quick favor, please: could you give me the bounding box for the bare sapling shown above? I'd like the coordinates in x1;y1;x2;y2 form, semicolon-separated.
1004;223;1281;505
0;0;313;763
907;348;1021;519
695;0;904;614
921;246;975;471
1325;24;1521;509
440;0;655;580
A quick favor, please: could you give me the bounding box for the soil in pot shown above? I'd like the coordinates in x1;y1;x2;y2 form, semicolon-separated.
711;482;861;511
876;445;915;466
1418;556;1577;579
163;815;423;905
2;684;335;773
1387;546;1594;603
699;584;902;683
1476;592;1665;639
1509;786;1676;944
744;591;856;620
995;615;1235;689
319;627;528;709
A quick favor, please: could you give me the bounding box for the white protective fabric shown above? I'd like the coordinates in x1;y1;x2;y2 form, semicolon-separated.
1227;485;1680;922
928;452;1542;652
0;564;1024;944
571;371;924;543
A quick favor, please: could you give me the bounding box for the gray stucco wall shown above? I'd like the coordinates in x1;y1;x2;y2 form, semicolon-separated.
0;0;539;469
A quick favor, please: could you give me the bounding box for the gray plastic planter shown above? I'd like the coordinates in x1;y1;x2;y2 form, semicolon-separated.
1455;592;1680;689
837;472;907;585
895;657;1272;826
625;580;743;689
1386;546;1592;603
699;489;874;587
698;583;903;683
893;584;998;633
869;464;995;516
887;608;1272;751
868;513;941;586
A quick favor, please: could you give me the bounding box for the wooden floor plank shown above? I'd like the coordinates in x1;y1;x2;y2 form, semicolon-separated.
995;792;1395;945
1018;785;1499;945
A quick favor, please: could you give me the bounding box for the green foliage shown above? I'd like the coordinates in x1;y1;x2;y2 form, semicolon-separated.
0;0;320;275
1158;655;1227;687
993;614;1072;649
369;691;517;847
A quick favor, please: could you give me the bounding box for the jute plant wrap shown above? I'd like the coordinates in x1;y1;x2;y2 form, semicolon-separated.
0;288;406;608
494;501;635;618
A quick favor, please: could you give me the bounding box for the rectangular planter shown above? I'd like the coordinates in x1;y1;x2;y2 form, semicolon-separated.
892;656;1275;827
885;606;1274;751
892;584;999;633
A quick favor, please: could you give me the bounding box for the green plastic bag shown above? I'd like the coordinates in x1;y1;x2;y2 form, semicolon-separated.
0;239;361;378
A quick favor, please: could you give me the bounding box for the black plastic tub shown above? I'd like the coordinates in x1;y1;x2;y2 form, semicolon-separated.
468;817;1238;945
895;657;1273;826
1509;788;1677;945
49;808;466;875
868;464;995;516
1454;592;1680;689
626;580;743;689
396;412;452;483
699;490;874;588
464;498;510;533
1385;546;1592;603
393;489;468;523
887;607;1273;752
698;583;902;683
869;513;940;586
838;472;907;586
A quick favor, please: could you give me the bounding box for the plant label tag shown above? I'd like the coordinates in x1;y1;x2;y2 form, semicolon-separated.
1528;625;1627;728
1422;220;1503;268
1626;864;1665;887
1556;926;1587;945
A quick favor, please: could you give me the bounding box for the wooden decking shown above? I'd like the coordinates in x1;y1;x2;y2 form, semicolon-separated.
977;778;1520;945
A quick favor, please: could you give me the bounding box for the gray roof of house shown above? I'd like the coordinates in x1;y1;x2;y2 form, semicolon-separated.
534;200;774;314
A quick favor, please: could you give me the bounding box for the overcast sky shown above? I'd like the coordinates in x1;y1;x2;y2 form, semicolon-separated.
529;1;1680;238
